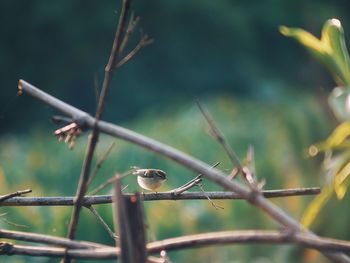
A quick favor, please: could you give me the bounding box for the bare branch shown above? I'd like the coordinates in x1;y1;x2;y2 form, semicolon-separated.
148;230;350;253
0;188;320;206
0;229;109;249
116;33;154;68
65;0;132;250
3;230;350;259
18;80;350;262
119;13;140;54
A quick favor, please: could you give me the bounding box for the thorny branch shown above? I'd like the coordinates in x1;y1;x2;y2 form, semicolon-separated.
18;80;350;262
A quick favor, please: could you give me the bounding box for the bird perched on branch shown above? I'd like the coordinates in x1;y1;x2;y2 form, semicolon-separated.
132;168;167;191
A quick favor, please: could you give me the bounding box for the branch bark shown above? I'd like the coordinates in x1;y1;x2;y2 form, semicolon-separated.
2;230;350;260
0;188;320;206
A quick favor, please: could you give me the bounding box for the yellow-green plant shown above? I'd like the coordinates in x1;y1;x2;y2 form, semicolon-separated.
280;19;350;227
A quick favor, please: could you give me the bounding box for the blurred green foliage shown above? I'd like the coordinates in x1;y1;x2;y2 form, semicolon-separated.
1;1;350;132
1;1;350;262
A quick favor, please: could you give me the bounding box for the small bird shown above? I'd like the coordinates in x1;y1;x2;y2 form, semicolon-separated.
132;168;167;191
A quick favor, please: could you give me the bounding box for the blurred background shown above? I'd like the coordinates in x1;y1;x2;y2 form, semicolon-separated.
1;1;350;262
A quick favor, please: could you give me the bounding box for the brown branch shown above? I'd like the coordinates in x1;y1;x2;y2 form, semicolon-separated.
119;13;140;54
0;188;320;206
114;186;147;263
3;230;350;259
148;230;350;253
65;0;132;253
0;189;32;202
18;80;350;262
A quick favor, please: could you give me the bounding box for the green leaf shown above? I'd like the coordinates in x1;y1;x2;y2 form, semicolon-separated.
301;185;333;228
322;19;350;86
324;121;350;148
302;151;350;227
313;121;350;152
279;25;331;63
334;160;350;199
280;19;350;86
329;87;350;121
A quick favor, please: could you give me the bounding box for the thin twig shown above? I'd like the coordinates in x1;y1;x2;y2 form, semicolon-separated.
89;170;131;195
116;33;154;68
0;189;32;202
18;80;350;262
168;162;220;195
197;101;259;188
0;229;109;249
0;214;28;228
118;13;140;54
196;183;224;210
196;101;242;169
0;188;321;206
86;141;117;187
85;205;117;240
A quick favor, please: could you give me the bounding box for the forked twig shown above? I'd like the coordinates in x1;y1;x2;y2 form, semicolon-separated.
0;189;32;202
118;13;140;54
116;33;154;68
169;162;220;195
